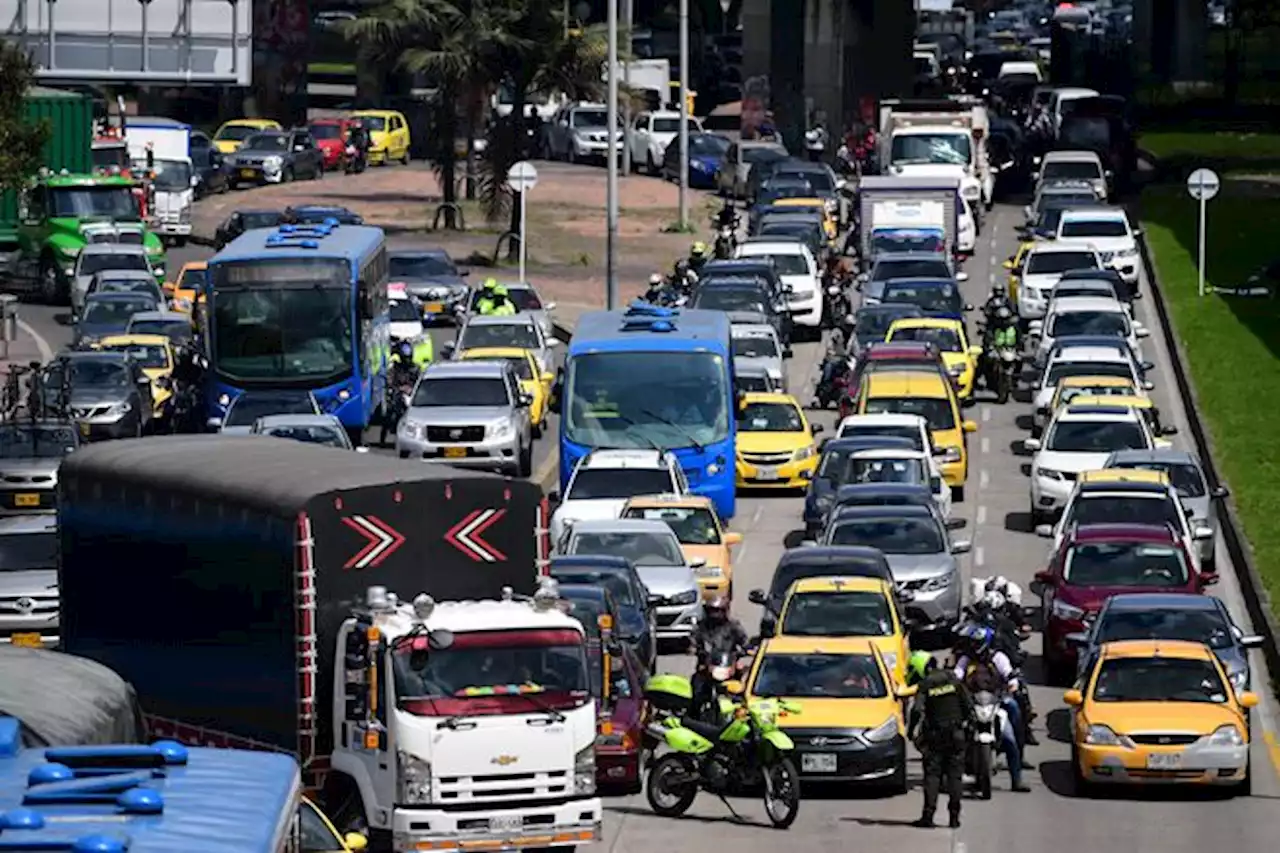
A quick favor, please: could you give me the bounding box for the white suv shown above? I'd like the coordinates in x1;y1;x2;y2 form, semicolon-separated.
1016;244;1103;320
735;240;824;333
1031;295;1148;368
1053;207;1140;284
549;449;687;546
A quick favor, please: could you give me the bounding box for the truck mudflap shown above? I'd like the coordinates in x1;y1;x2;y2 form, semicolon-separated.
392;798;602;852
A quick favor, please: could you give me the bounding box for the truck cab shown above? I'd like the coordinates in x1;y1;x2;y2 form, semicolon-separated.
331;580;602;851
879;98;993;216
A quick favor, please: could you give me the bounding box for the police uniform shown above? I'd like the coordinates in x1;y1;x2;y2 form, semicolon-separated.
915;667;974;828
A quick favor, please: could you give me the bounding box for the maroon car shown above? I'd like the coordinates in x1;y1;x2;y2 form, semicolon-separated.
1034;522;1216;685
840;340;951;418
592;643;650;792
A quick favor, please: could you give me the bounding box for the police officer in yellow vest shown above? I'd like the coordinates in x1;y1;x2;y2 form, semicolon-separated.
476;279;517;316
903;653;974;829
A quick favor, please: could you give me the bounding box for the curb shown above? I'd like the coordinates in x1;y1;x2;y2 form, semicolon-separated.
1133;209;1280;694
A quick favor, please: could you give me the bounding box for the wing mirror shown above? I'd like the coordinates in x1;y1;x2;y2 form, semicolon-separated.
355;446;370;453
1062;689;1083;706
748;589;767;606
956;272;969;282
1034;523;1054;538
945;517;967;530
1023;437;1041;451
1065;632;1089;647
950;539;972;554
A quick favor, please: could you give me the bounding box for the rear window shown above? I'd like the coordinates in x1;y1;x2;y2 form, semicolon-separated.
1027;252;1099;275
1046;361;1132;385
863;395;955;431
1061;219;1128;238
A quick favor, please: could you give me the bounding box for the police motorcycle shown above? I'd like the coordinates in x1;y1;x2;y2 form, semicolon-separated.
380;341;419;446
712;203;740;259
812;334;854;409
644;273;682;307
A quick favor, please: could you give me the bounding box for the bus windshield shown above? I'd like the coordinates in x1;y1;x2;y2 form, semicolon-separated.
565;350;731;449
211;259;354;382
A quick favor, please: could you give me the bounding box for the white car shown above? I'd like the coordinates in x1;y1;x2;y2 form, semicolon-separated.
1047;88;1100;136
735;239;823;333
1035;149;1108;200
1031;295;1148;367
1033;346;1152;431
731;322;787;391
845;446;952;520
452;312;559;375
388;290;426;342
1016;244;1103;320
958;195;977;256
1025;402;1165;522
549;449;688;547
1052;207;1140;284
630;110;704;174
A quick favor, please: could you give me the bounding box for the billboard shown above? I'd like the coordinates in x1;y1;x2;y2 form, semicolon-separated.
6;0;253;86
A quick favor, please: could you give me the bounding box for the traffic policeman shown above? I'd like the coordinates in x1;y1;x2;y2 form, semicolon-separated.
903;652;974;829
476;279;517;316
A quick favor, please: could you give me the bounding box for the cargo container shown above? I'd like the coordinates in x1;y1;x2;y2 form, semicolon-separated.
0;87;93;247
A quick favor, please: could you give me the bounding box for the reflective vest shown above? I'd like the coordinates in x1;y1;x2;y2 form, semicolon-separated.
477;297;516;316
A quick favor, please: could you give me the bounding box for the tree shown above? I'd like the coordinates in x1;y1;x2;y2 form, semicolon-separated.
0;44;51;195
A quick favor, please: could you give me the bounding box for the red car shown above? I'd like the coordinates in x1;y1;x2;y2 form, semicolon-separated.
1034;522;1216;685
592;643;650;793
309;119;355;170
840;340;951;417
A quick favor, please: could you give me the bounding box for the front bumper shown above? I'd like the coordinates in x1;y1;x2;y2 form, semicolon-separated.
152;221;192;236
736;454;817;488
573;139;621;159
694;570;730;600
596;747;642;788
232;164;283;183
1018;288;1048;320
789;731;906;783
788;295;822;328
0;487;56;514
1077;742;1248;785
77;415;136;441
654;602;702;639
1031;472;1074;514
937;451;966;487
396;428;521;471
392;799;602;853
896;574;961;628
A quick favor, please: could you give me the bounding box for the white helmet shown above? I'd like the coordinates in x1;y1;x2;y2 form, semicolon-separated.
994;575;1009;592
649;273;662;285
983;590;1006;611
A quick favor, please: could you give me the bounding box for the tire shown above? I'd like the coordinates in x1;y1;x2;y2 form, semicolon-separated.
952;484;965;503
314;162;324;180
762;756;801;829
1071;746;1094;798
532;420;543;439
996;370;1011;404
401;148;410;165
398;450;410;459
886;754;908;796
974;743;992;800
1237;759;1251;797
518;440;533;478
647;153;658;175
646;754;698;817
282;167;294;183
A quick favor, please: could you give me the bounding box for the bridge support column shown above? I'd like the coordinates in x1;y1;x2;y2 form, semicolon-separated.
1137;0;1207;84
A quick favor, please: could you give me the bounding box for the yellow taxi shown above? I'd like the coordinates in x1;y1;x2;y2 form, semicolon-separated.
213;118;282;154
739;636;907;789
1003;240;1033;302
774;576;910;686
300;795;368;851
458;347;551;435
884;317;983;399
771;197;838;241
735;392;823;489
1076;467;1170;488
94;334;175;420
1065;640;1257;794
165;261;207;313
620;494;742;601
1068;394;1177;443
350;109;412;165
1049;374;1141;415
856;371;976;500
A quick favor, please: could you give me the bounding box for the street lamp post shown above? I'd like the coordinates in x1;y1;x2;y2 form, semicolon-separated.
606;0;619;309
678;0;689;230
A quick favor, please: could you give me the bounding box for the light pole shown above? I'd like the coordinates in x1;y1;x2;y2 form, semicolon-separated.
678;0;689;231
606;0;619;309
621;0;633;176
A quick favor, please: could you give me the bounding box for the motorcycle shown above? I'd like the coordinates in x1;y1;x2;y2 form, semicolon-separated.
380;361;417;446
644;277;682;307
822;282;852;331
812;351;851;409
344;143;367;174
967;689;1006;801
644;673;802;828
713;224;737;259
991;346;1020;404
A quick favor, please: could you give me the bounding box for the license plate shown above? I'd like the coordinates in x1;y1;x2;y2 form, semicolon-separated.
1146;752;1182;769
488;815;522;833
424;302;443;314
10;633;42;648
13;494;39;507
442;447;467;458
754;465;779;481
801;753;837;773
240;168;257;178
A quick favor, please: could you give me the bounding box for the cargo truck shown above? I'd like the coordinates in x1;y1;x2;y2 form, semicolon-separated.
58;436;602;853
878;97;993;214
125;116;196;245
857;175;961;266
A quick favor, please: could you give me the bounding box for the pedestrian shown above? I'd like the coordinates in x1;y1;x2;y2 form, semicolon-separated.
906;653;973;829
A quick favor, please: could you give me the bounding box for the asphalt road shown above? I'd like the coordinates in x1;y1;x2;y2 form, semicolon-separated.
17;185;1280;851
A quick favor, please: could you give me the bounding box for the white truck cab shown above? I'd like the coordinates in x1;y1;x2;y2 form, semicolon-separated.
331;582;602;853
125;117;196;246
879;98;993;214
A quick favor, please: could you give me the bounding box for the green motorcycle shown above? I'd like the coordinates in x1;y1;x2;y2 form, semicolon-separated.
643;674;803;828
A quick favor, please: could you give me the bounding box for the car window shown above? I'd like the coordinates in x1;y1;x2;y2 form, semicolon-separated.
0;424;76;459
1070;494;1182;528
225;393;318;426
1046;420;1147;452
1096;607;1233;649
569;469;673;500
889;325;960;351
298;799;345;852
460;323;540;351
79;253;149;275
1061;219;1128;238
622;506;722;545
1111;461;1206;498
1064;542;1189;587
732;334;779;359
569;531;685;566
1092;657;1227;704
1027;252;1100;275
781;591;894;637
863;395;956;431
829;517;944;554
753;653;887;699
262;424;348;448
1046;361;1132;385
738;401;804;432
412;377;510;407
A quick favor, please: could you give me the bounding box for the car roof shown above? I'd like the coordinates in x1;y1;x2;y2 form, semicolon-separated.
422;360;509;379
1061;207;1127;222
760;636;878;656
59;349;130;362
464;312;538;327
96;334;170;347
569;518;677;535
1058;374;1134;387
741;392;799;406
1049;346;1132;363
834;482;933;499
732;323;777;337
839;413;926;428
254;414;344;428
846;446;927;460
1067;522;1178;544
864;341;939;357
1106;448;1199;465
734;360;769;376
864;371;952;396
390;248;452;259
890;316;962;330
128;310;189;323
581;449;670;469
623;493;715;510
91;269;155;280
787;575;891;595
85;290;157;302
79;243;147;254
1105;593;1220;612
1098;639;1213;661
873;253;950;264
1028;243;1098;255
1043;149;1102;161
831;504;936;521
549;554;635;572
881;277;957;289
739;240;812;254
776;545;889;568
1055;404;1141;422
1048;296;1125;313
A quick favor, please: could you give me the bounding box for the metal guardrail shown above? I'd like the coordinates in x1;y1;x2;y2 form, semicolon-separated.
1134;220;1280;696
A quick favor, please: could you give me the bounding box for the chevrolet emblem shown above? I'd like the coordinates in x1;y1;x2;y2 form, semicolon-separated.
491;755;519;766
450;429;463;439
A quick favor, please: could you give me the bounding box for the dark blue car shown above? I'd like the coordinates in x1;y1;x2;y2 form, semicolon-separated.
661;132;731;189
879;277;971;321
549;555;656;669
803;435;918;536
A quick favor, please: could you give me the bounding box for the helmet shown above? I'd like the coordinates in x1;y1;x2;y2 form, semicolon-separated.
991;284;1004;297
908;651;934;683
649;273;663;285
690;242;707;258
675;259;690;274
993;575;1009;591
492;284;509;297
983;590;1007;611
398;341;413;360
482;277;498;291
705;596;729;616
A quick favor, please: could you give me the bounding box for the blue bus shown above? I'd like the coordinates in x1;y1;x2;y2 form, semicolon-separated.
204;220;390;436
556;303;737;519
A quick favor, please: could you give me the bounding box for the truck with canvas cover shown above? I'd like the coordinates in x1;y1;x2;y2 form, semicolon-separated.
857;175;960;265
57;436;601;852
0;644;142;747
878;97;992;212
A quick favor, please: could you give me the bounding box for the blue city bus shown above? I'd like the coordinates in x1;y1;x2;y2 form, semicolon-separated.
203;220;390;437
555;303;737;519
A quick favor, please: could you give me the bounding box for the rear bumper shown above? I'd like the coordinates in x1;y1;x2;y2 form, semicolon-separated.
392;798;602;852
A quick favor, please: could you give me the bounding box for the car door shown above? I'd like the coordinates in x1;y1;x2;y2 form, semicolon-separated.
15;184;49;285
294;132;321;176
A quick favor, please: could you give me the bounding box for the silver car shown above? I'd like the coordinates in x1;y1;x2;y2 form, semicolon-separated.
71;244;156;319
0;421;79;516
396;360;534;476
821;504;968;630
734;360;780;394
731;323;788;391
1103;447;1228;570
250;414;366;452
0;514;60;647
563;517;703;644
448;312;559;375
215;390;320;436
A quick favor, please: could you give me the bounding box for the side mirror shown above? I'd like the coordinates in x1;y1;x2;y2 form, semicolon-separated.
968;346;983;357
1193;525;1214;541
1239;691;1259;709
1062;689;1084;707
945;517;967;530
1161;425;1178;436
783;346;794;358
1239;634;1264;649
206;417;223;429
894;685;918;699
1135;327;1150;338
725;531;743;546
1023;437;1041;451
962;420;978;433
811;423;824;434
344;832;370;852
460;269;471;277
1212;486;1230;499
1035;523;1054;538
647;593;664;607
547;339;560;349
1065;632;1089;647
1003;259;1014;270
723;679;745;695
950;539;972;554
1131;227;1142;237
1027;320;1043;333
547;490;560;503
440;342;456;358
748;589;767;606
760;616;777;636
1141;380;1155;391
963;303;974;312
545;300;557;310
1140;360;1155;373
956;272;969;282
1199;572;1219;587
518;393;534;407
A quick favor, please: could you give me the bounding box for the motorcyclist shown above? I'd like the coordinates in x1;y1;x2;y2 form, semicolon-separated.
688;597;750;723
688;241;710;277
904;650;936;739
476;278;517;316
714;200;739;231
814;335;851;405
804;119;828;162
953;625;1032;792
982;284;1013;325
645;273;667;303
672;258;696;293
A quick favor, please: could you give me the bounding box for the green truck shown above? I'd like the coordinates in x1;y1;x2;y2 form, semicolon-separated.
0;87;167;303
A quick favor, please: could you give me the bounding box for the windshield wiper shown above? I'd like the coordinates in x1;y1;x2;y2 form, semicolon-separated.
638;408;704;453
517;689;568;723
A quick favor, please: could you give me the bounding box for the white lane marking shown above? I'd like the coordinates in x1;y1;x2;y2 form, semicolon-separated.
974;546;985;567
980;436;990;455
976;505;987;526
752;504;763;524
979;468;990;488
16;319;53;363
982;405;992;423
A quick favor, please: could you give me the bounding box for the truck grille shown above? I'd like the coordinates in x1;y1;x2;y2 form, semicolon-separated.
436;769;571;802
741;451;791;465
0;595;59;617
1098;251;1115;263
426;425;485;443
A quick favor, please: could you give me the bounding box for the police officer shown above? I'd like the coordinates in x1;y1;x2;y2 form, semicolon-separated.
476;279;517;316
909;652;974;829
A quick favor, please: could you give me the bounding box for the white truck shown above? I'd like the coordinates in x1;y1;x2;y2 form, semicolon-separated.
857;175;960;265
613;59;673;108
124;116;196;245
878;97;993;217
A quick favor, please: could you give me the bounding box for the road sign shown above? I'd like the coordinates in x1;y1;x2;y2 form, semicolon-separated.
506;160;538;193
445;508;509;562
1186;168;1221;201
341;515;406;569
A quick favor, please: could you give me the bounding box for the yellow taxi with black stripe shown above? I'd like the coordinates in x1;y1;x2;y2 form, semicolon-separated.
458;347;552;436
213;118;282;154
164;261;206;314
772;197;839;241
300;796;369;851
742;636;907;789
1065;640;1258;793
774;576;910;686
735;392;823;489
1049;374;1141;415
93;334;175;421
884;317;983;399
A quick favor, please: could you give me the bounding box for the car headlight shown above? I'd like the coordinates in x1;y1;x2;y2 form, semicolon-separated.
864;715;899;744
670;589;698;606
574;744;596;794
921;573;952;592
488;421;514;438
106;401;132;418
1116;247;1138;258
697;564;724;577
1207;724;1244;746
939;446;962;463
1036;467;1064;481
791;289;814;300
705;462;720;476
264;156;283;168
174;298;192;311
400;418;424;434
792;446;815;462
398;750;432;803
596;728;634;748
1084;724;1126;746
1051;599;1085;621
962;185;981;199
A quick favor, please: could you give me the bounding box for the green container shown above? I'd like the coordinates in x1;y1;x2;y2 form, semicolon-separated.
0;86;93;242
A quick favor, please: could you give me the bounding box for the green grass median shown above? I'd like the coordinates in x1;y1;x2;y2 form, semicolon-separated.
1141;182;1280;612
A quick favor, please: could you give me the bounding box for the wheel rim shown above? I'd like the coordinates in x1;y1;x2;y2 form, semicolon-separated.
763;763;796;822
650;761;691;809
